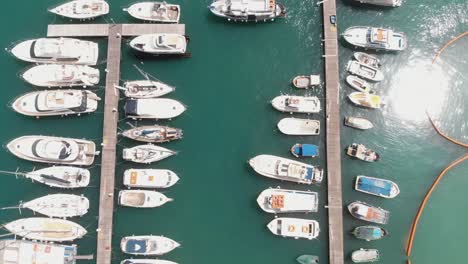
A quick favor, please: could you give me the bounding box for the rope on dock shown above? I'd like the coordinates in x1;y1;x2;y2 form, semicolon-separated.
432;32;468;64
426;111;468;148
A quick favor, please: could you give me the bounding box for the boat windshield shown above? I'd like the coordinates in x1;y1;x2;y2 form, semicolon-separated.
370;28;389;44
32;139;79;161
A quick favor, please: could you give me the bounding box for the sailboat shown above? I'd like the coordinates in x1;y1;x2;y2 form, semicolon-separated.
122;144;176;164
125;2;181;23
7;194;90;218
49;0;109;19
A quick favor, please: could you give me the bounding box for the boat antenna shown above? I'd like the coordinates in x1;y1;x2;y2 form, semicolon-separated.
133;64;162;82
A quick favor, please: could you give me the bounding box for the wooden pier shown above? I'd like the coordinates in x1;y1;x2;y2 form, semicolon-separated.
46;23;185;264
320;0;345;263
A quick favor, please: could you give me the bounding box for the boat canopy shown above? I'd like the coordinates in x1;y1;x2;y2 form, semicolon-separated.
370;28;389;44
125;239;147;253
33;139;79;161
357;177;392;196
294;144;318;157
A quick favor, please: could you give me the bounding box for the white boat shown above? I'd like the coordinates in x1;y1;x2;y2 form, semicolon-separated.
343;26;407;51
348;92;382;109
124;169;179;188
120;79;175;98
49;0;109;19
19;194;89;218
122;144;176;164
354;52;381;68
0;239;78;264
121;260;178;264
12;90;100;117
344;117;373;130
121;125;183;143
4;217;87;242
121;235;180;255
256;188;318;213
345;75;374;93
292;75;320;89
346;61;384;82
24;166;90;188
22;64;100;87
271;95;321;113
209;0;286;22
10;38;99;65
249;155;323;184
355;175;400;199
354;0;402;7
7;136;97;166
125;2;180;23
267;217;320;240
130;34;187;55
125;98;186;119
277;118;320;135
119;190;172;208
351;248;380;263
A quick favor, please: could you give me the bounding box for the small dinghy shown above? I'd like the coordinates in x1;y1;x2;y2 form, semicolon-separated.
277;118;320;136
125;2;180;23
12;90;100;117
290;144;319;158
351;226;388;241
208;0;286;22
121;260;178;264
343;26;407;51
122;125;183;143
267;217;320;240
271;95;321;113
24;166;90;188
49;0;109;19
347;61;384;82
4;217;87;242
124;169;179;188
130;34;187;55
7;135;97;166
348;201;389;224
297;255;319;264
257;188;318;213
22;64;100;87
125;98;186;119
355;176;400;198
123;144;176;164
346;143;379;162
292;75;320;89
121;235;180;255
10;38;99;65
249;155;323;184
0;240;78;264
345;75;373;93
354;52;380;68
351;248;380;263
348;92;382;109
18;194;89;218
344;117;373;130
119;80;175;98
119;190;172;208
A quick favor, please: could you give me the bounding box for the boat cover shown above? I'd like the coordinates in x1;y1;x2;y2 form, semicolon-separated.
358;227;384;239
357;177;391;196
125;99;138;116
125;239;147;253
294;144;318;157
271;195;284;209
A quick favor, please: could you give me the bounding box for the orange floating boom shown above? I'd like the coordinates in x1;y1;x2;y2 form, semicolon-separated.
432;32;468;64
426;111;468;148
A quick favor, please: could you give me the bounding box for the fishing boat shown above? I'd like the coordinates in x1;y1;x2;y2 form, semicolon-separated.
292;75;320;89
290;144;319;158
125;98;186;119
122;144;176;164
348;92;382;109
18;194;89;218
130;34;187;55
23;166;90;188
0;239;78;264
271;95;321;113
346;61;384;82
121;260;178;264
353;0;402;7
344;117;373;130
125;2;180;23
121;235;180;255
256;188;318;213
22;64;100;87
49;0;109;19
208;0;286;22
267;217;320;240
343;26;407;51
119;79;175;98
7;136;97;166
297;255;319;264
119;190;173;208
355;176;400;198
348;201;389;224
4;217;87;242
123;169;179;188
346;143;379;162
12;90;100;117
345;75;373;93
354;52;381;68
10;38;99;65
121;125;183;143
351;249;380;263
277;118;320;135
351;226;388;241
249;155;323;184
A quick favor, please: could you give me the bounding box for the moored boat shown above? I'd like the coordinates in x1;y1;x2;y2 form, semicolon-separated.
122;144;176;164
348;201;389;224
22;64;100;87
249;154;323;184
297;255;319;264
348;92;382;109
125;98;186;119
351;248;380;263
354;52;381;68
20;193;89;218
208;0;286;22
256;188;318;213
0;239;78;264
267;217;320;240
271;95;321;113
125;2;180;23
353;0;402;7
123;169;179;188
130;34;187;55
344;117;373;130
121;235;180;255
355;175;400;198
277;118;320;135
351;225;388;241
121;125;183;143
49;0;109;19
343;26;407;51
346;143;379;162
292;75;320;89
345;75;374;93
119;190;173;208
23;166;90;188
121;260;178;264
290;144;319;158
346;61;384;82
119;79;175;98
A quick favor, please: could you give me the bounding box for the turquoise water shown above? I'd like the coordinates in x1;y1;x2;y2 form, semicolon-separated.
0;0;466;264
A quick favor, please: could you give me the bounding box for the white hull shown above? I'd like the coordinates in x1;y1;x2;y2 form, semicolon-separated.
119;190;172;208
22;194;89;218
348;92;382;109
267;217;320;239
124;169;179;188
352;249;380;263
22;64;100;87
121;125;183;143
346;75;373;93
123;144;175;164
343;26;407;51
347;61;384;82
355;0;402;7
344;117;373;130
121;235;180;255
49;0;109;19
354;52;381;68
25;166;90;188
121;260;178;264
130;34;187;55
271;95;321;113
209;0;286;22
277;118;320;135
355;175;400;198
126;2;180;23
125;98;186;119
257;188;318;213
123;80;175;98
0;240;78;264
